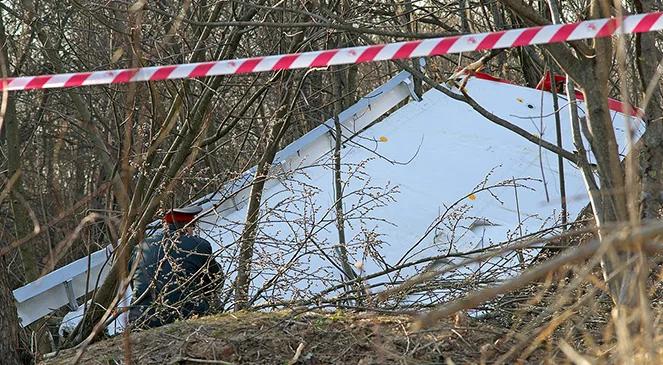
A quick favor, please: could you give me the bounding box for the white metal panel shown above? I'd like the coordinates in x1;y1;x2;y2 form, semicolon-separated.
15;72;641;328
12;71;416;327
197;76;640;303
13;246;113;326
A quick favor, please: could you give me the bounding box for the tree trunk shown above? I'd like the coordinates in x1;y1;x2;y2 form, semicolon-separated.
4;100;39;281
635;0;663;220
233;11;305;310
0;10;33;363
234;80;298;310
0;255;22;365
0;7;38;282
332;70;358;285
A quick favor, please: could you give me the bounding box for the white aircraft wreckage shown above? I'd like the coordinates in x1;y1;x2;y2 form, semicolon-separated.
12;69;641;335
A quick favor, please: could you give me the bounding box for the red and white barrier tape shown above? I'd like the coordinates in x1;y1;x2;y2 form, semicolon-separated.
2;12;662;92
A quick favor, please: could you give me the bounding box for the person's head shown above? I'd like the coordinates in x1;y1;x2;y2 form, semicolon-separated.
163;206;203;234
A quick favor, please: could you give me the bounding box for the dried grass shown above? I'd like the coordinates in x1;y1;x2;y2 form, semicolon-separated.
41;310;501;365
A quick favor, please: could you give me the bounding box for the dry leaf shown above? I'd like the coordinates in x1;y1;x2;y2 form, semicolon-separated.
111;48;124;63
128;0;146;12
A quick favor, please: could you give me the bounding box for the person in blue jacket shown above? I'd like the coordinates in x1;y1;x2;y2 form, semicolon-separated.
128;206;222;328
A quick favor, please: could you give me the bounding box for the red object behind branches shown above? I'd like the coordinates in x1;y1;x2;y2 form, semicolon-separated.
164;212;196;224
535;72;642;117
470;71;643;117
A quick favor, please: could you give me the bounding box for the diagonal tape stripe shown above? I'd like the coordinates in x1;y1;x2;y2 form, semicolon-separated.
112;69;138;84
25;76;53;90
65;73;92;87
357;45;385;63
310;51;338;68
236;58;262;74
633;12;662;32
512;27;542;47
150;66;177;81
272;55;299;70
550;23;580;43
430;36;460;55
393;41;423;59
189;63;216;78
597;18;620;37
477;31;506;51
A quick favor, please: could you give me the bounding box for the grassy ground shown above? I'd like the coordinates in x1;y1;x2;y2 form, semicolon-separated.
41;310;504;365
40;289;663;364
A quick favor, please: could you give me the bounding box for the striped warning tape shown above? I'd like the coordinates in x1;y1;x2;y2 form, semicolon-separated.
2;12;662;91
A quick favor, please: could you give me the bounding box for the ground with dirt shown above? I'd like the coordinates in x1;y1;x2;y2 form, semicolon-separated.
41;310;506;365
39;293;663;365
